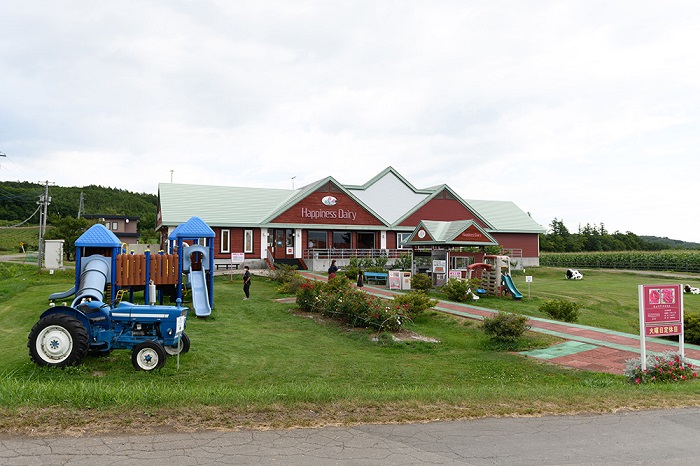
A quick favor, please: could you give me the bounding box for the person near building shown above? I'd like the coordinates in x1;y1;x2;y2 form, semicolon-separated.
243;266;251;300
328;260;338;279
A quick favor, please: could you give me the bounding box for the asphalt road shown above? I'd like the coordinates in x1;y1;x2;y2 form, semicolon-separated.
1;407;699;465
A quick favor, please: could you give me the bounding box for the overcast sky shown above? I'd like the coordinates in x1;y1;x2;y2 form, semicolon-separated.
1;1;699;242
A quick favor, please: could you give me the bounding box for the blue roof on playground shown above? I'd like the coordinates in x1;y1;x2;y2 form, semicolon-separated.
169;216;215;240
75;224;122;247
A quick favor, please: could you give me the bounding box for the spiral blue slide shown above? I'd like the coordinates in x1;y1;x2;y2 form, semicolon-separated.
502;274;523;300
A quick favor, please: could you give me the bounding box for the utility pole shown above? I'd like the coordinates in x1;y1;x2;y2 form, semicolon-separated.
77;192;84;218
37;180;52;268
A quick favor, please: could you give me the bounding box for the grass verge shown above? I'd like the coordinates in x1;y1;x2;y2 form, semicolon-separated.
1;263;699;436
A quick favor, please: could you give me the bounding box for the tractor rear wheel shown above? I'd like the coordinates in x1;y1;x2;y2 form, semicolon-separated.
132;341;167;371
28;314;90;367
164;332;190;356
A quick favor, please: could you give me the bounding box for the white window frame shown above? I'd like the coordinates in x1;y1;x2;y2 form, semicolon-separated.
244;229;254;253
397;232;411;249
220;229;230;253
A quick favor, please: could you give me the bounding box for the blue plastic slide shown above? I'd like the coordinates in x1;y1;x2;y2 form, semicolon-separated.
502;274;523;300
188;268;212;317
48;286;76;301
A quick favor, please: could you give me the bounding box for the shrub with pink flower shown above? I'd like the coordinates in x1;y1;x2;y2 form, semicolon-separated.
624;352;697;384
295;278;410;332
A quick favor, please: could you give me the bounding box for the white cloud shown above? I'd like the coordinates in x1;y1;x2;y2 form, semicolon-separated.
1;1;699;242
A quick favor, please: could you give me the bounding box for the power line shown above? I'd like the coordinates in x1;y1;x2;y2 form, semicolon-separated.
0;204;42;228
0;150;37;181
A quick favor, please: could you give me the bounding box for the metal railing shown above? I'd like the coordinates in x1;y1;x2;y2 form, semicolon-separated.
302;248;407;260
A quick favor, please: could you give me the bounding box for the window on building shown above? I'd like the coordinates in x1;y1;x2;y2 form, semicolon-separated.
220;229;230;253
244;230;254;253
451;256;474;270
307;230;327;249
397;232;411;249
112;222;118;231
357;232;375;249
332;231;351;249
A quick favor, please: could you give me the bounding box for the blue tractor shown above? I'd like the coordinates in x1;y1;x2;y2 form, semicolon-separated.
27;225;191;371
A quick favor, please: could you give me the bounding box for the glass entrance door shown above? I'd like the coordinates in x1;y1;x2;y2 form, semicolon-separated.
273;229;294;259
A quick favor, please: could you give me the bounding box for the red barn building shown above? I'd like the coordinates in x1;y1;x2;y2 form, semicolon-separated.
156;167;545;271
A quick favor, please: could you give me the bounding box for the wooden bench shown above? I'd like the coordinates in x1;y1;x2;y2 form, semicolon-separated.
215;263;240;270
363;272;388;284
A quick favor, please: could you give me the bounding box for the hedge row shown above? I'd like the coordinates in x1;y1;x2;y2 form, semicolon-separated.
540;251;700;273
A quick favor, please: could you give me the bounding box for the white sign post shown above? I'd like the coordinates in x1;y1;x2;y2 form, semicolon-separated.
638;284;684;370
525;275;532;298
230;253;245;280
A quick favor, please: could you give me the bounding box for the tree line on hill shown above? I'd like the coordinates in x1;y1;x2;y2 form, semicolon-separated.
539;218;698;252
0;181;157;236
2;182;696;253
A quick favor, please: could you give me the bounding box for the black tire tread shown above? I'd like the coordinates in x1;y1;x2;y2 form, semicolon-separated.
27;314;90;367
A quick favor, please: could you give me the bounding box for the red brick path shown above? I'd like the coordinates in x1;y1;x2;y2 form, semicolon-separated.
297;272;700;375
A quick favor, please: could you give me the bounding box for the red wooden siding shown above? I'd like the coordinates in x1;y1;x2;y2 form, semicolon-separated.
491;233;540;257
399;198;487;227
456;224;490;244
214;227;261;259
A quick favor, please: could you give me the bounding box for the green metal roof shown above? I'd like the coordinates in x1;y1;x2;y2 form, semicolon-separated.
404;220;498;246
466;199;546;233
158;183;296;227
157;169;546;235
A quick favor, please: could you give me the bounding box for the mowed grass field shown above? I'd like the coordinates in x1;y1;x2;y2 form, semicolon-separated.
1;262;699;436
461;267;700;334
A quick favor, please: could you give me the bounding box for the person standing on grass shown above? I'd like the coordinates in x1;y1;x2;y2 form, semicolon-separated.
243;266;251;300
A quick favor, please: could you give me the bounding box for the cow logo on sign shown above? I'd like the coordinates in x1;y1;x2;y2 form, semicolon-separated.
322;196;337;206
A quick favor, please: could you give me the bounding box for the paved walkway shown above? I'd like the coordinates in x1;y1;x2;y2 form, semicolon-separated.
3;407;699;464
298;271;700;375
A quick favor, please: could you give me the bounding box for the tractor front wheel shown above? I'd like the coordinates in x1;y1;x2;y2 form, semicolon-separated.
132;341;167;371
164;332;190;356
28;314;90;367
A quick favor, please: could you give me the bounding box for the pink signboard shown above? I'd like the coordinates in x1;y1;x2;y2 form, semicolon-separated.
640;284;682;335
638;284;684;369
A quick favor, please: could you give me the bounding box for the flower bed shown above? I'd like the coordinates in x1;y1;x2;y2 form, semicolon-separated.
624;352;698;384
296;278;410;332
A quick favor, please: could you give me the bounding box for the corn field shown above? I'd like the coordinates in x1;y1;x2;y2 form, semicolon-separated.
540;251;700;273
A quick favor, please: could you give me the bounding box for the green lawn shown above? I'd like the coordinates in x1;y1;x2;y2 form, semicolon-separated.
0;226;40;255
445;268;700;333
1;263;699;434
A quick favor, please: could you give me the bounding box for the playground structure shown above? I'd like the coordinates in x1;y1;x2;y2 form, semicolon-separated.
27;216;218;371
167;216;216;318
28;223;191;371
468;255;522;299
47;216;216;317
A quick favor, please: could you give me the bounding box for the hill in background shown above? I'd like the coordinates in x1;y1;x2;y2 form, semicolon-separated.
0;181;157;225
641;236;700;250
3;181;699;252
